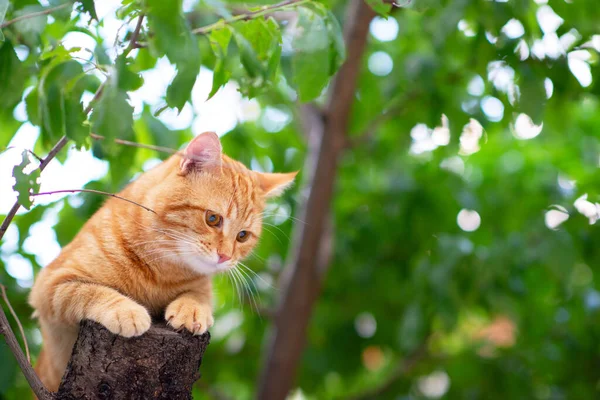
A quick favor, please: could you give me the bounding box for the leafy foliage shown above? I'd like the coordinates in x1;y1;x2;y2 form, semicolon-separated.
12;151;40;210
2;0;600;399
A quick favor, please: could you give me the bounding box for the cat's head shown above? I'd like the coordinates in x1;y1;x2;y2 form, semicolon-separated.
152;132;296;275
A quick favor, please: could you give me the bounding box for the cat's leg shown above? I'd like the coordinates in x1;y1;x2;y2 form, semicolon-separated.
34;318;78;392
32;274;152;338
165;281;214;335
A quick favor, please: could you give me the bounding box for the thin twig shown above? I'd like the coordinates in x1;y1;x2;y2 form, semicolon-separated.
0;297;52;400
0;136;69;242
0;2;73;29
0;82;105;243
32;189;156;214
0;147;44;162
124;13;145;56
191;0;308;35
90;133;179;155
0;18;135;400
0;285;30;363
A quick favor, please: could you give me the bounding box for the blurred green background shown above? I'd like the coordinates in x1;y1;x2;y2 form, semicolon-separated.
2;0;600;399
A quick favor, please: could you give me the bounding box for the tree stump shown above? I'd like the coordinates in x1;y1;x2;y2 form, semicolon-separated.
55;320;210;400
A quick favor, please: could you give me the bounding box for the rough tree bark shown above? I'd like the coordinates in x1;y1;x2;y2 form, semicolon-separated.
55;321;210;400
257;1;376;399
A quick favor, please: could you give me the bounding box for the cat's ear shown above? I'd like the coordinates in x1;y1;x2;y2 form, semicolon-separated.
257;171;298;198
179;132;222;174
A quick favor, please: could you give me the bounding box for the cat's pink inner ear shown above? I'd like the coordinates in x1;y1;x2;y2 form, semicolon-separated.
258;171;298;198
180;132;222;174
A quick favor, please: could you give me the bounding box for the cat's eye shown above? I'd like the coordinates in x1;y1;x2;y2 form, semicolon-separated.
237;230;250;243
205;211;222;227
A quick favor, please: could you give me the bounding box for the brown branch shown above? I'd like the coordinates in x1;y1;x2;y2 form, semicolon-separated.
191;0;308;35
90;133;179;155
257;1;376;399
0;2;73;29
32;189;156;214
0;136;69;242
0;76;108;400
0;292;53;400
0;285;30;363
124;13;145;56
1;147;44;162
0;82;104;242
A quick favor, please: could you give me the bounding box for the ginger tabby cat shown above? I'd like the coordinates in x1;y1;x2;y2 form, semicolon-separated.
29;132;297;392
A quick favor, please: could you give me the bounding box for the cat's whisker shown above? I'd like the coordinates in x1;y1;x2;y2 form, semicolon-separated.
156;229;197;244
228;268;243;307
260;213;308;225
230;267;251;313
143;249;201;264
129;239;177;249
248;251;266;263
260;226;284;245
233;266;261;318
261;222;290;241
224;271;236;308
237;262;275;290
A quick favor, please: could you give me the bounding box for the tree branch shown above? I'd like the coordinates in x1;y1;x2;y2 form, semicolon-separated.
0;2;73;29
0;285;30;363
0;57;108;400
0;82;104;243
31;189;156;214
257;1;376;399
0;293;53;400
191;0;308;35
124;13;145;56
90;133;179;155
0;136;69;242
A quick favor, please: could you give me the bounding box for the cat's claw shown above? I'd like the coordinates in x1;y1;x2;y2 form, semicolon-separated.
165;300;213;335
100;302;152;338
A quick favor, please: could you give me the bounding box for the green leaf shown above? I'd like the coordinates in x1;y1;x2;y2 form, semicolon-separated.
365;0;392;16
79;0;98;21
231;17;281;98
0;0;8;41
145;0;201;111
233;30;265;79
405;0;441;13
12;151;40;210
64;92;89;149
48;0;73;21
291;8;330;102
94;43;111;66
0;41;27;109
12;5;47;45
15;204;47;247
90;76;136;186
208;27;232;99
0;109;22;149
325;11;346;76
90;77;134;149
115;55;144;91
210;27;232;55
235;18;279;64
38;60;87;144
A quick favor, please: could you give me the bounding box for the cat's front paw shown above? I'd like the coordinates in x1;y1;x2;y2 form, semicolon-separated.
100;301;152;338
165;299;213;335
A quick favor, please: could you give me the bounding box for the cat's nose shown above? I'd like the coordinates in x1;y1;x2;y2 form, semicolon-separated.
218;254;231;264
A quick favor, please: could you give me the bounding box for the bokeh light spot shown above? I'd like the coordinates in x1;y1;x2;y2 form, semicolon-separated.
457;209;481;232
368;51;393;76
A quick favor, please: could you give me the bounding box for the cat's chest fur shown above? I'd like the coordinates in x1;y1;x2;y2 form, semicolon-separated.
112;260;208;317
